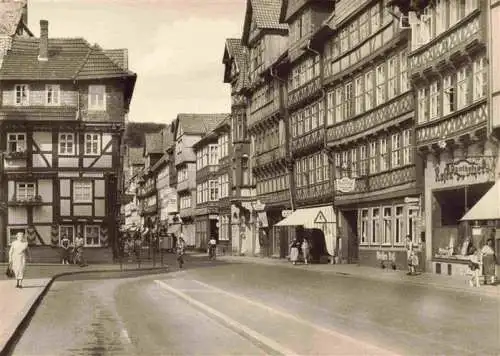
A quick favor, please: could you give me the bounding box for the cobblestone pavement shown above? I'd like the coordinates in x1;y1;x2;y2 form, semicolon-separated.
9;256;500;356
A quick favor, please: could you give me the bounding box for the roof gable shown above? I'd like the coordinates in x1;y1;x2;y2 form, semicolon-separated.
0;0;26;36
176;113;230;136
222;38;249;91
242;0;288;46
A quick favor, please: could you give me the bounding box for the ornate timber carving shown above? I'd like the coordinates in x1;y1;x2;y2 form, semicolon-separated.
258;189;290;206
296;181;333;204
288;77;322;111
416;101;487;146
409;12;483;75
291;128;325;156
327;92;413;143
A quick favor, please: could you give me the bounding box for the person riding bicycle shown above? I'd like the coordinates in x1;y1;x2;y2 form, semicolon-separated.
208;237;217;260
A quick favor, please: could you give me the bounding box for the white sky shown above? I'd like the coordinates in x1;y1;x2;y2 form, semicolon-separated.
28;0;246;124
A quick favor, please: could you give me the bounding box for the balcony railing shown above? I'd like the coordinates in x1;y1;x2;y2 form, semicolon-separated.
287;77;321;110
3;150;27;160
252;146;286;169
296;181;333;203
248;99;280;130
8;195;43;207
291;128;324;156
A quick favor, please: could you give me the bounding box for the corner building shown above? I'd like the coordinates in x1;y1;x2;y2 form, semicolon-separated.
320;1;421;268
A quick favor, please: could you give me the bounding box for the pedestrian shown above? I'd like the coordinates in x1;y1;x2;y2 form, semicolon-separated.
405;235;416;275
290;238;300;265
9;232;30;288
301;238;310;264
60;234;71;265
467;247;481;288
481;238;496;285
74;233;86;267
177;237;186;268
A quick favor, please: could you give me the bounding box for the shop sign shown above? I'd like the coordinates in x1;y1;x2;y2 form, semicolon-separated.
404;197;420;204
434;157;494;184
335;177;356;193
254;201;266;211
282;210;293;218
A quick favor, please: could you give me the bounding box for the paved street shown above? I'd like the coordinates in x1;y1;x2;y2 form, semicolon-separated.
10;256;500;356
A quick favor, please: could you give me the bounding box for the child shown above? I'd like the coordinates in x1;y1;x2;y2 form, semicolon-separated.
467;248;481;288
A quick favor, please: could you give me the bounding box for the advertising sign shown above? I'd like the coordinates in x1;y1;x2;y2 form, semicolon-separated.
335;177;356;193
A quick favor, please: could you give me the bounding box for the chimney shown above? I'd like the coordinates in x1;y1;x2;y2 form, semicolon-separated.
38;20;48;61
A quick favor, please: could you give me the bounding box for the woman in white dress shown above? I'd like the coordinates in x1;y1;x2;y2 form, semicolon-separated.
9;232;29;288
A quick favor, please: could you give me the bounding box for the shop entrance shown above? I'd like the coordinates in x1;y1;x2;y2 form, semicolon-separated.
210;219;218;241
342;210;358;263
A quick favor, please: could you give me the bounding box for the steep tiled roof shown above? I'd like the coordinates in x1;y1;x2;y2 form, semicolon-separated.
161;125;174;150
251;0;287;30
144;132;164;155
224;38;249;92
0;0;25;36
177;113;230;135
0;37;135;80
128;147;144;166
103;49;128;70
242;0;288;45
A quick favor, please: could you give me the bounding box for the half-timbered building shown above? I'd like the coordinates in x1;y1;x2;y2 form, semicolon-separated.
171;113;228;247
273;0;337;261
0;20;136;262
390;0;499;275
311;1;420;268
240;0;290;257
122;147;143;229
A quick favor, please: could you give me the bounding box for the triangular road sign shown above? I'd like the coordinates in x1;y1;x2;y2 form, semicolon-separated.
314;210;328;224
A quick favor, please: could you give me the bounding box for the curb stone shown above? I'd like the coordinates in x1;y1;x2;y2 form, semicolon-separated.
0;266;169;356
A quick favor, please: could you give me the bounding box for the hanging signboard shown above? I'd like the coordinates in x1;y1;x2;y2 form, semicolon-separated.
335;177;356;193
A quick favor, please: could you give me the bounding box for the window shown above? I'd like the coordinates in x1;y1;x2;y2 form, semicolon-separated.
341;151;349;177
344;82;353;118
296;161;302;188
60;225;75;245
370;4;380;32
16;183;35;200
369;141;377;174
7;133;26;153
383;207;392;244
360;145;368;176
365;71;374;111
340;28;349;53
209;180;219;201
403;129;412;165
465;0;478;15
435;0;446;36
400;51;408;93
371;208;380;244
457;66;469;109
473;57;486;101
219;174;229;198
14;84;29;106
322;153;329;181
309;156;315;185
218;134;229;158
418;88;428;124
349;22;359;47
355;76;363;115
335;87;343;123
387;57;397;100
350;148;358;177
46;84;60;105
196;150;202;170
376;64;386;106
88;85;106;110
379;137;388;171
360;209;369;244
429;81;440;120
449;0;459;26
84;133;100;155
180;195;191;209
442;75;455;116
59;133;75;155
73;181;92;203
84;225;100;246
326;90;335;125
395;206;404;245
359;12;369;40
209;144;218;165
391;133;401;168
197;184;202;204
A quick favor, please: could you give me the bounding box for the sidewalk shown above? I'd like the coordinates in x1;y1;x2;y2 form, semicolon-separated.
0;263;169;354
208;254;500;298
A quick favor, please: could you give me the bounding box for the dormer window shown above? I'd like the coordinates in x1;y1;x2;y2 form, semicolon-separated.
15;84;29;106
46;84;60;105
88;85;106;111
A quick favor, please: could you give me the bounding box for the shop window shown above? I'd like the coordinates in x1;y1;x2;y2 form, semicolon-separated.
383;207;392;245
360;209;369;244
395;206;404;245
85;225;101;247
60;225;75;245
407;207;419;241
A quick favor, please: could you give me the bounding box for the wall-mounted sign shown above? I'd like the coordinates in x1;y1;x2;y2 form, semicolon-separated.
404;197;420;204
254;201;266;211
314;210;328;224
282;210;293;218
434;157;494;184
335;177;356;193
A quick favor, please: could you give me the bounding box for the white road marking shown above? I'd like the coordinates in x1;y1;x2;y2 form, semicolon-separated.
154;280;299;356
192;279;399;356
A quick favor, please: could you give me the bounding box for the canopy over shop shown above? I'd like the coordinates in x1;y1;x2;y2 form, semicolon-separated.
461;180;500;221
276;205;336;256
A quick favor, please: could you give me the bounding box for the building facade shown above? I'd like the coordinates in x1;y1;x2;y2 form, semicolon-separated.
0;20;136;262
122;147;143;229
